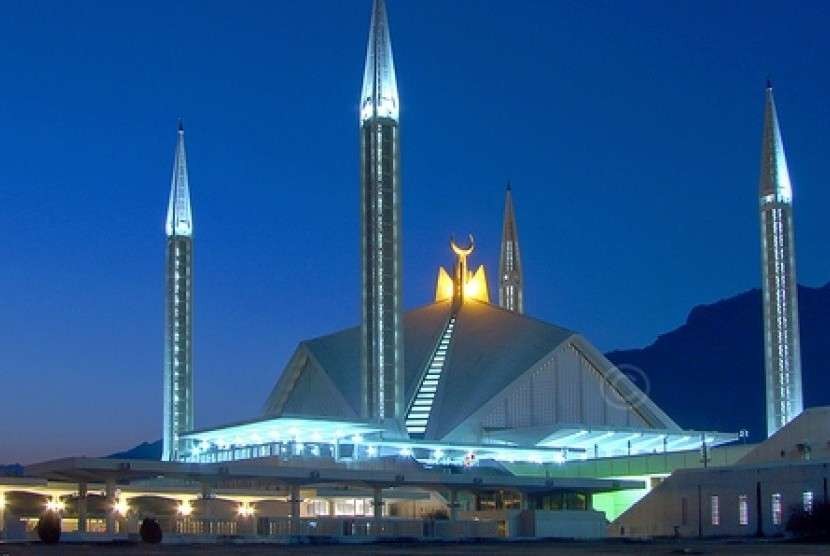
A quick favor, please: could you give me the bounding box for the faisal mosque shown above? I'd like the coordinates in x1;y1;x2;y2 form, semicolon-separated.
1;0;825;544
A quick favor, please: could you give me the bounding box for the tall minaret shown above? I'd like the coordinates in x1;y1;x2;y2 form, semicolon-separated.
758;82;803;437
498;183;523;313
163;121;194;461
359;0;404;422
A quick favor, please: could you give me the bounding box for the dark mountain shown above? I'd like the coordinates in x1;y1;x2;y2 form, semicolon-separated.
606;282;830;441
0;464;23;477
106;440;162;460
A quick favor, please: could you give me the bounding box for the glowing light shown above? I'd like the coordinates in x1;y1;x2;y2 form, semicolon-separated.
432;449;444;460
113;499;130;515
178;501;193;516
435;267;454;302
434;262;490;303
553;452;566;464
238;503;255;517
0;493;5;510
366;445;377;457
399;448;412;457
46;499;64;513
463;266;490;302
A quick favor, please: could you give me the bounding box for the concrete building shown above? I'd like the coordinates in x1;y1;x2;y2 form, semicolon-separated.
5;1;823;547
612;407;830;538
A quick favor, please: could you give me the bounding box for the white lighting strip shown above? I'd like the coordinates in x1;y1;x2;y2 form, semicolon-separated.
405;316;456;436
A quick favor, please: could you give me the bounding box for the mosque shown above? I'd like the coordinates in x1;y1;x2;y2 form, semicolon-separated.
1;0;823;544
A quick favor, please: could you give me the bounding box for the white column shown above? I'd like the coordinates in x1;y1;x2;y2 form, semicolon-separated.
105;480;116;535
77;483;88;533
449;490;459;521
289;485;301;535
373;486;383;520
0;490;6;535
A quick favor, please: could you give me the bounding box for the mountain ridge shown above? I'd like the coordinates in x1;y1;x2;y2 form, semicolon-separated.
607;282;830;441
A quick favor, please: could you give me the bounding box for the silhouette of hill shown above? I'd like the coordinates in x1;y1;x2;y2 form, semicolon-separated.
606;282;830;441
106;440;162;460
0;464;23;477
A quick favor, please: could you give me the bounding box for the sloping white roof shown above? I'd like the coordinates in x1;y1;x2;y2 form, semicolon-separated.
263;299;690;447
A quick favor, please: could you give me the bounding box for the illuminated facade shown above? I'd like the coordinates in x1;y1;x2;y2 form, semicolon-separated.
360;0;404;423
758;83;803;437
163;121;194;461
261;240;735;460
498;184;523;313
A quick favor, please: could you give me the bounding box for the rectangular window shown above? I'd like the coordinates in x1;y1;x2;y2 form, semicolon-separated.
803;491;814;513
711;495;720;525
772;493;782;525
739;495;749;525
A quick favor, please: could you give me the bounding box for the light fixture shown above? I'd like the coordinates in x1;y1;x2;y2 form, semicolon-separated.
238;503;255;517
366;446;377;457
178;501;193;516
399;448;412;457
113;499;130;515
46;499;64;513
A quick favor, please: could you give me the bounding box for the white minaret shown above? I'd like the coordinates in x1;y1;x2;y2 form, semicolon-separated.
360;0;404;422
758;82;803;437
498;183;523;313
163;121;194;461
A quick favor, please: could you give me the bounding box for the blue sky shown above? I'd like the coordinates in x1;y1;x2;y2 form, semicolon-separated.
1;0;828;463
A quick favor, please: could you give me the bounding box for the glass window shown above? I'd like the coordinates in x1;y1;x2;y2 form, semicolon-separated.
739;495;749;525
772;493;782;525
711;495;720;525
803;491;814;513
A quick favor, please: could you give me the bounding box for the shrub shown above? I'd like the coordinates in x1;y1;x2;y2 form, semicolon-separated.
139;517;163;544
37;511;61;544
786;501;830;539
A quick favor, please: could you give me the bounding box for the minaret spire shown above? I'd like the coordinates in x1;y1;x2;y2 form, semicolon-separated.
498;183;523;313
360;0;399;124
165;121;193;238
759;83;803;437
163;121;194;461
360;0;404;424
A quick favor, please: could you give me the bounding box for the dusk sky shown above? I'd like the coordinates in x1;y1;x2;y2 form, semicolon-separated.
1;0;828;464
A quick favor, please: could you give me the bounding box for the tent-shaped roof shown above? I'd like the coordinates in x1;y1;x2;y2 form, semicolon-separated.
264;300;679;443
